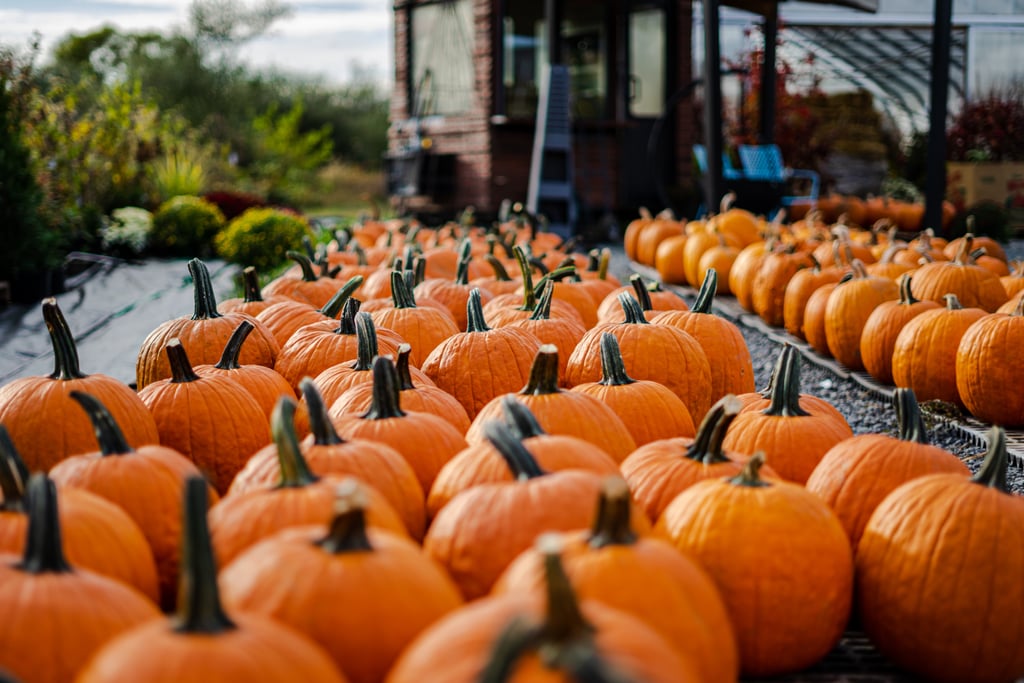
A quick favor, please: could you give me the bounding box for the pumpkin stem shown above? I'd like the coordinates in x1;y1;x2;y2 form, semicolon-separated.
351;313;379;372
465;288;491;333
587;477;637;548
692;269;718;314
391;270;418;309
166;339;201;383
537;534;595;642
1013;294;1024;318
482;419;546;480
395;344;417;390
187;258;223;321
174;476;236;633
271;397;319;488
892;388;929;445
69;391;134;456
972;426;1009;492
597;248;612;281
762;345;810;418
478;619;544;683
617;293;650;325
954;234;974;265
500;396;548;439
728;451;771;488
240;267;264;303
362;355;406;420
17;474;72;574
299;378;344;446
316;479;374;554
529;281;555;321
897;273;918;305
454;239;473;285
521;345;561;396
485;255;513;282
286;250;321;282
628;274;654;311
335;297;361;335
42;298;87;380
213;320;253;371
512;246;537;310
533;267;577;300
319;275;365;318
598;332;634;387
943;293;963;310
686;395;742;464
0;426;27;512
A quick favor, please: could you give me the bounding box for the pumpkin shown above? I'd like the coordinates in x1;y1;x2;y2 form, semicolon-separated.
390;534;698;682
220;480;463;683
623;207;654;261
426;397;620;520
728;239;770;313
868;242;916;279
859;274;941;385
210;397;406;568
330;355;467;493
650;268;756;401
568;332;695;446
806;388;969;551
594;274;689;324
217;266;288;317
856;427;1024;683
654;232;688;284
0;298;159;472
709;193;761;246
911;234;1009;312
465;345;637;462
424;420;649;600
504;281;588;388
255;275;364;347
783;255;844;340
495;477;738;683
49;392;219;610
77;477;347;683
195;320;295;421
263;250;349;308
944;229;1007;263
371;270;460;366
229;379;425;539
955;294;1024;426
136;258;279;389
735;344;848;420
656;453;853;677
415;240;494;330
722;344;852;484
0;475;160;683
891;293;986;405
484;247;584;327
752;247;814;327
802;278;842;356
1000;260;1024;299
824;260;899;370
567;293;712;422
421;289;541;420
636;211;686;267
470;253;522;297
138;339;270;495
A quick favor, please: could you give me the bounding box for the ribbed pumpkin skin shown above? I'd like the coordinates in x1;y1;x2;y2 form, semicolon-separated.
824;272;899;371
371;305;460;367
956;312;1024;426
195;363;295;421
752;250;814;327
859;284;941;385
910;260;1008;312
803;282;839;356
331;382;471;435
255;299;329;347
220;526;462;683
729;242;769;313
570;379;695;447
857;472;1024;683
274;320;404;392
507;316;587;387
595;288;689;324
783;266;843;340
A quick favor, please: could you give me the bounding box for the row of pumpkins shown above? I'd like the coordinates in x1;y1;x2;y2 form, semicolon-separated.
0;214;1019;683
627;198;1024;427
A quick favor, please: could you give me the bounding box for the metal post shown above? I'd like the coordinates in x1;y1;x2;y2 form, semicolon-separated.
924;0;953;234
546;0;562;65
702;0;724;213
759;4;778;144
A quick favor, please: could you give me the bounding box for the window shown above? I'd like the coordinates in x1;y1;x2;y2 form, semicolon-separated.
503;1;546;119
629;7;666;117
564;1;609;120
411;1;475;117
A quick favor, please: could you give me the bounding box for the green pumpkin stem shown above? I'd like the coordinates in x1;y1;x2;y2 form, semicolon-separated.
893;388;929;445
513;246;538;311
42;298;86;380
587;478;637;548
465;288;491;333
391;271;418;309
69;391;134;456
316;479;374;554
598;332;634;386
174;476;236;633
500;396;548;439
482;420;546;480
485;255;513;282
533;266;577;299
629;274;654;311
692;269;718;314
17;475;72;574
166;339;201;383
454;239;473;285
521;345;561;396
617;293;649;325
538;534;595;642
686;395;742;464
336;298;362;335
188;258;223;320
972;426;1009;492
351;313;379;372
897;273;918;305
529;281;555;321
0;426;27;512
299;378;344;446
241;267;264;303
728;452;771;488
478;619;544;683
362;355;406;420
597;248;612;281
286;251;321;282
213;321;253;371
320;275;365;318
271;397;319;488
395;344;417;390
763;345;809;417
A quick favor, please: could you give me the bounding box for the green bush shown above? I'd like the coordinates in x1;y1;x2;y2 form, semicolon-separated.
215;207;311;272
150;195;225;257
100;206;153;257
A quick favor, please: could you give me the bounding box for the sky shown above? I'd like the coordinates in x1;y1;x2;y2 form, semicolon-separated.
0;0;394;87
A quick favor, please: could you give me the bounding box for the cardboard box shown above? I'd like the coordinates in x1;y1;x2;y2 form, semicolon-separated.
947;161;1024;231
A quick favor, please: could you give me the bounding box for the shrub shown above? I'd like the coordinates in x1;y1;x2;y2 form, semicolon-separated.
215;207;311;272
101;206;153;257
150;195;225;257
203;190;267;221
149;148;208;204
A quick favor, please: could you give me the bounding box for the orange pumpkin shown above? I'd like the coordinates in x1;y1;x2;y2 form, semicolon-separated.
859;274;941;385
955;295;1024;426
824;260;899;370
752;247;814;327
254;275;364;347
371;270;459;366
911;234;1008;312
594;275;689;324
216;266;288;317
505;281;587;387
263;250;349;308
783;255;844;340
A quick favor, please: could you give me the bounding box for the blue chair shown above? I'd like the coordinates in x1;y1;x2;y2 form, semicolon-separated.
737;144;820;208
693;144;744;180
